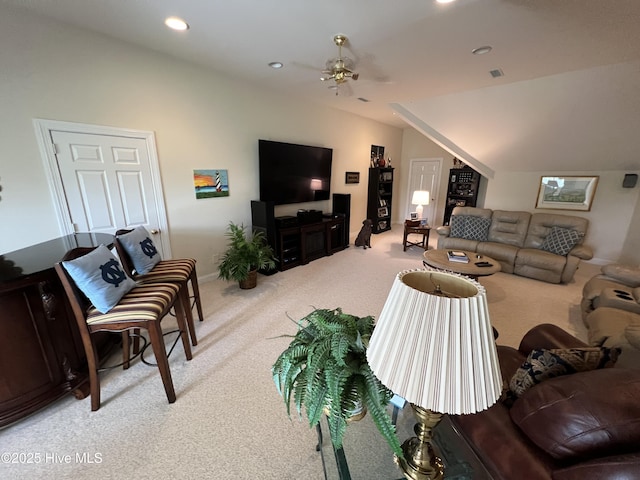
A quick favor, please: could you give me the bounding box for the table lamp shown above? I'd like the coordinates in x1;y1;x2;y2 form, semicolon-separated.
367;269;502;480
411;190;430;221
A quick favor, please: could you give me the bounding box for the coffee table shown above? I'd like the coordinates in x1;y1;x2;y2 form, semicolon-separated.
423;249;501;280
316;403;493;479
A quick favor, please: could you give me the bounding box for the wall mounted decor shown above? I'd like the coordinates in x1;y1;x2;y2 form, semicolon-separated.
345;172;360;184
535;176;598;211
194;169;229;199
370;145;385;167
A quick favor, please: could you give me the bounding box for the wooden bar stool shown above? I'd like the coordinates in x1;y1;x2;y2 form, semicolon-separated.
115;227;203;347
55;245;192;411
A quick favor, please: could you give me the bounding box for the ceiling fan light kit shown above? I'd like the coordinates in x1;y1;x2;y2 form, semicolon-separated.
320;34;360;92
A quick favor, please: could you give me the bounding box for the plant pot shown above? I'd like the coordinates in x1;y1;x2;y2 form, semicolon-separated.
323;401;367;423
346;403;367;423
239;269;258;289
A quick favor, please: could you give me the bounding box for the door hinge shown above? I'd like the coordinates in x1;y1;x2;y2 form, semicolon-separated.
51;143;59;154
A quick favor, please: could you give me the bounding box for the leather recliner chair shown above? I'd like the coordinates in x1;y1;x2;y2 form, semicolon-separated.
448;323;640;480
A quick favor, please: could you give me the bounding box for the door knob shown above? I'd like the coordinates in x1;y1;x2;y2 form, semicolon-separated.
150;229;159;234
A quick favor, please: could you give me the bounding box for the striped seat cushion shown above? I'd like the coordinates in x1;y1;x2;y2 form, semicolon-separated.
134;259;196;283
86;283;180;325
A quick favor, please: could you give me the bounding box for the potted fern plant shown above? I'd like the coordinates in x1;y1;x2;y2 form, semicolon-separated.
272;307;403;458
218;222;276;289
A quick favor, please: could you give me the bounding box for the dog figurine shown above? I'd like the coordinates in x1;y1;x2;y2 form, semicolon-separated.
354;219;373;249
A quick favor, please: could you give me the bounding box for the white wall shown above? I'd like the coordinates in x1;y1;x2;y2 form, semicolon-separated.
0;7;402;277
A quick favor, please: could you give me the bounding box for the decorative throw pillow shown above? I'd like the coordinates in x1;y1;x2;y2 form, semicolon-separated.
449;215;468;238
449;215;491;241
508;346;620;398
62;244;136;313
117;226;162;274
464;216;491;241
540;226;584;256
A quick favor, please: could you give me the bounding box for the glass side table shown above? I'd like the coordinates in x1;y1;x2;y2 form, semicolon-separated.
316;404;493;480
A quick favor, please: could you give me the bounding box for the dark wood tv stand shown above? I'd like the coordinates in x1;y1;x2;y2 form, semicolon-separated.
276;217;347;271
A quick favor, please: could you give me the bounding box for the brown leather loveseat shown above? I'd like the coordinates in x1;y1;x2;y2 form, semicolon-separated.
449;323;640;479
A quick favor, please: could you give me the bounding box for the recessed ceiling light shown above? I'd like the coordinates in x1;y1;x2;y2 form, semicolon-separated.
268;62;284;69
165;17;189;31
436;0;457;4
472;46;492;55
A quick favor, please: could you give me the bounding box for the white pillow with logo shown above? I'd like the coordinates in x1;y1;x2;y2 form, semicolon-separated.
117;226;162;274
62;245;136;313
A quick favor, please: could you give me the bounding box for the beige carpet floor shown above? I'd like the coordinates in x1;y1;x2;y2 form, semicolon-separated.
0;225;600;479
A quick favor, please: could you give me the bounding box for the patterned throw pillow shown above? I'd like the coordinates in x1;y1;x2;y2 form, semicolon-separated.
464;216;491;241
509;347;620;398
62;244;137;313
540;226;584;256
449;215;490;241
117;226;162;274
449;215;468;238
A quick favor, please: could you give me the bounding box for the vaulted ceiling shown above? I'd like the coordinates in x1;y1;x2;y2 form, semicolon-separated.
5;0;640;176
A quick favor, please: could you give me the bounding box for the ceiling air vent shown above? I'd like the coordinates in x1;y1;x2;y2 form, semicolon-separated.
357;97;370;103
490;69;504;78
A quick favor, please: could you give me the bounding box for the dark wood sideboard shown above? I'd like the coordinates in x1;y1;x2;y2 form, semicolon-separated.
0;233;114;428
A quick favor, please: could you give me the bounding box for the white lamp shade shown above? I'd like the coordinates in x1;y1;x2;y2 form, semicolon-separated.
367;269;502;415
411;190;430;206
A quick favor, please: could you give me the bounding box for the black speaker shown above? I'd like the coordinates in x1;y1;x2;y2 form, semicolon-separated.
623;174;638;188
332;193;351;246
250;200;278;275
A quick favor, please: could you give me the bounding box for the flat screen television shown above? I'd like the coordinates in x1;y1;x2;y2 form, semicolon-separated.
259;139;333;205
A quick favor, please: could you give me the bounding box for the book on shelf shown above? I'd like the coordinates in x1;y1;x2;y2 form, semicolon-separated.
447;250;469;263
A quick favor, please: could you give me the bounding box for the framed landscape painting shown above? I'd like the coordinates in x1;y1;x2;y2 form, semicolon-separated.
194;169;229;199
535;176;598;211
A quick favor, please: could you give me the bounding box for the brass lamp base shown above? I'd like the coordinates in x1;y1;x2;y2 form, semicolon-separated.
394;405;444;480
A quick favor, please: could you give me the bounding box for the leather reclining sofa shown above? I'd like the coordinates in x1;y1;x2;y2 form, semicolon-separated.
436;207;592;283
449;323;640;479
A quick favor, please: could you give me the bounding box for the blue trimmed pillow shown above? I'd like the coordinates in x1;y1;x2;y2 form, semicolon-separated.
117;226;161;274
540;226;583;256
449;215;490;241
62;245;136;313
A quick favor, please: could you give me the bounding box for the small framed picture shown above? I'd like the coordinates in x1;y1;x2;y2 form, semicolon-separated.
410;212;418;220
345;172;360;184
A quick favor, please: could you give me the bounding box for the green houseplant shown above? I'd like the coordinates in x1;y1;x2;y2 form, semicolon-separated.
272;307;403;458
218;222;276;289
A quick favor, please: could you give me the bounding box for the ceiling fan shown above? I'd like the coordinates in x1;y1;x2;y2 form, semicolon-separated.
321;35;359;90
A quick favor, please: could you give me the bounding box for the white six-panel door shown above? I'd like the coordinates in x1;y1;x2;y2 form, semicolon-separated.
34;120;170;257
406;158;441;225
